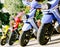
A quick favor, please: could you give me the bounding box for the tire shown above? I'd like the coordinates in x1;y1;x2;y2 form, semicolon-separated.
9;31;17;45
37;24;53;45
1;37;7;45
20;31;30;46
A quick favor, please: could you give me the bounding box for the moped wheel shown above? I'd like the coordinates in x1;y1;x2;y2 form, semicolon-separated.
37;24;53;45
20;31;30;46
9;31;17;45
1;37;7;46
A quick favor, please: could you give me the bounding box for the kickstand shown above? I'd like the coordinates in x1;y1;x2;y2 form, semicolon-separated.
49;36;51;42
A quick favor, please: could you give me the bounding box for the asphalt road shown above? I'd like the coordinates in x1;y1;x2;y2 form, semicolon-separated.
0;34;60;47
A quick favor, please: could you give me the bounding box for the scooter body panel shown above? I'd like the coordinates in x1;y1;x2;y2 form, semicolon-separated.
51;9;60;23
22;23;32;31
41;13;53;24
41;9;60;24
1;35;6;39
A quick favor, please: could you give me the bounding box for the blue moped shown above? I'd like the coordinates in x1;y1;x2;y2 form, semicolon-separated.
37;0;60;45
19;9;40;46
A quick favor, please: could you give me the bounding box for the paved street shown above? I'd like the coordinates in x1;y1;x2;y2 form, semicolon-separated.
0;34;60;47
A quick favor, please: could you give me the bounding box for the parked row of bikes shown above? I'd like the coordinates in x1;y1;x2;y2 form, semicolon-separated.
0;1;60;47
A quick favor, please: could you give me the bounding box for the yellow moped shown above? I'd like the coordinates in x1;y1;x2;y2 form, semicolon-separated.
1;25;10;45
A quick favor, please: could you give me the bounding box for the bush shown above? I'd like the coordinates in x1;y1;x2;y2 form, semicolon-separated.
35;9;43;20
0;3;3;9
0;12;10;25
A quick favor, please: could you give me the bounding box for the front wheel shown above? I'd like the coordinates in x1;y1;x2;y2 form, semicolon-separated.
9;31;17;45
37;24;53;45
20;31;30;46
1;37;7;45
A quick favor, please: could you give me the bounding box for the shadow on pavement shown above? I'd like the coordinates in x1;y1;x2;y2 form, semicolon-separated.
26;43;38;46
46;38;60;45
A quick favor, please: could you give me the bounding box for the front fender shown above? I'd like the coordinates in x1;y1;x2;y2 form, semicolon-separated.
41;14;53;24
22;23;32;31
1;35;6;39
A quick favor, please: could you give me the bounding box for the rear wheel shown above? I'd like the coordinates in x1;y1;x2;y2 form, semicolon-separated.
37;24;53;45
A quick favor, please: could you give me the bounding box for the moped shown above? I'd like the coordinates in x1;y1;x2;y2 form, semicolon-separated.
1;25;10;45
19;9;41;46
37;4;60;45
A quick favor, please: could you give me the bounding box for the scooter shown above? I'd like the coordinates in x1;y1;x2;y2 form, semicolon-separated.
9;15;23;45
9;26;22;45
37;4;60;45
19;19;37;46
19;10;42;46
0;25;10;45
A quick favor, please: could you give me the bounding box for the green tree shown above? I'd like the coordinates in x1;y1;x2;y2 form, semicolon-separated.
4;0;24;16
